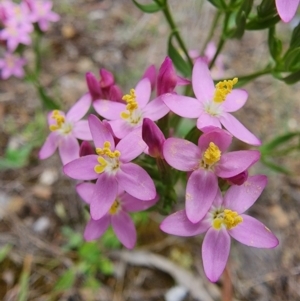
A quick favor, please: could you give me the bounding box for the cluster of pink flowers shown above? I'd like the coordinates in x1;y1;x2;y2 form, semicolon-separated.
39;57;278;282
0;0;59;79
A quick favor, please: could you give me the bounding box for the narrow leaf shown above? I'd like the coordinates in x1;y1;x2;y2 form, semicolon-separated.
131;0;162;13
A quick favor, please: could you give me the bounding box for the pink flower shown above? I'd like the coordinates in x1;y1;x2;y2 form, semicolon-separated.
76;182;158;249
63;115;156;220
0;22;32;51
163;58;261;146
39;94;92;164
94;78;170;139
25;0;60;31
160;175;279;282
163;127;260;223
276;0;299;23
0;52;26;79
85;68;123;103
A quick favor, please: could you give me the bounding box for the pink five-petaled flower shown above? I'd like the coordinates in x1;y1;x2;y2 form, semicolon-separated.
39;94;92;165
160;175;279;282
63;115;156;221
163;127;260;223
163;58;261;146
275;0;299;23
94;78;170;139
0;52;26;79
76;182;158;249
25;0;60;31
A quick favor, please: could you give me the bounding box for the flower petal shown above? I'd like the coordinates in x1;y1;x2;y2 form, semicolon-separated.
108;119;133;139
58;135;80;165
93;99;125;120
223;175;268;213
219;112;261;146
275;0;300;22
202;228;231;283
229;215;279;248
121;193;159;212
163;138;200;171
76;182;95;204
84;215;110;241
198;127;232;153
160;210;210;236
142;96;170;121
135;78;151;108
222;89;248;112
186;169;218;223
192;58;215;102
116;128;146;162
66;93;91;122
39;132;59;160
197;112;222;129
112;211;137;249
72;120;92;140
162;94;202;118
117;163;156;200
63;155;98;180
216;150;260;178
88;114;115;148
90;174;118;220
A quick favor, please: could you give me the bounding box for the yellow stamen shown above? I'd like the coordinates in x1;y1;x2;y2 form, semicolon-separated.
109;200;120;215
213;77;238;103
213;209;243;230
120;89;139;121
49;110;69;132
203;142;221;165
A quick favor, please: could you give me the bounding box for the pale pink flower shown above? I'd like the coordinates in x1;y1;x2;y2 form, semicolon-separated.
94;78;170;139
25;0;60;31
276;0;299;23
77;183;158;249
0;52;26;79
163;58;261;146
63;115;156;220
39;94;92;164
163;127;260;223
160;175;279;282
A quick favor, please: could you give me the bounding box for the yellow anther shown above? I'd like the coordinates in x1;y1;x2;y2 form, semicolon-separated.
212;209;243;230
49;110;66;132
121;88;139;121
104;141;111;148
109;200;120;215
213;77;238;103
203;142;221;166
94;164;106;174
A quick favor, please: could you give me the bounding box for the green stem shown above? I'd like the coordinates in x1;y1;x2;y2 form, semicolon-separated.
234;67;273;87
161;1;193;68
201;10;221;56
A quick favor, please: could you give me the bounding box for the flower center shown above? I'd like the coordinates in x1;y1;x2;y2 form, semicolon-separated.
201;142;221;168
212;209;243;230
109;199;121;215
94;141;121;175
49;110;72;134
120;89;142;125
213;77;238;103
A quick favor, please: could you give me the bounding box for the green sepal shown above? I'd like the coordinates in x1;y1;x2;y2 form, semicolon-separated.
131;0;162;13
289;21;300;49
168;32;192;77
246;14;280;30
207;0;227;9
257;0;277;18
268;27;282;62
281;70;300;84
284;47;300;71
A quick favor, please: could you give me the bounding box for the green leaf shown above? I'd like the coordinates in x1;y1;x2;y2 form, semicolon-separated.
260;132;300;154
168;33;191;77
233;11;246;39
131;0;162;13
0;145;32;170
284;47;300;71
261;157;292;174
37;86;60;110
54;269;76;291
268;27;282;62
207;0;226;9
281;70;300;84
246;15;280;30
290;21;300;49
0;244;12;263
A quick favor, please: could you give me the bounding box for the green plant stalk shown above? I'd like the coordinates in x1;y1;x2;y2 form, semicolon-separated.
161;0;193;69
233;67;274;86
201;10;222;55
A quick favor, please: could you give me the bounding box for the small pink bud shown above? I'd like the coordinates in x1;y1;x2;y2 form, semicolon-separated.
86;72;101;101
142;118;165;158
99;68;114;88
79;141;94;157
109;84;124;103
226;170;248;186
157;56;177;96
